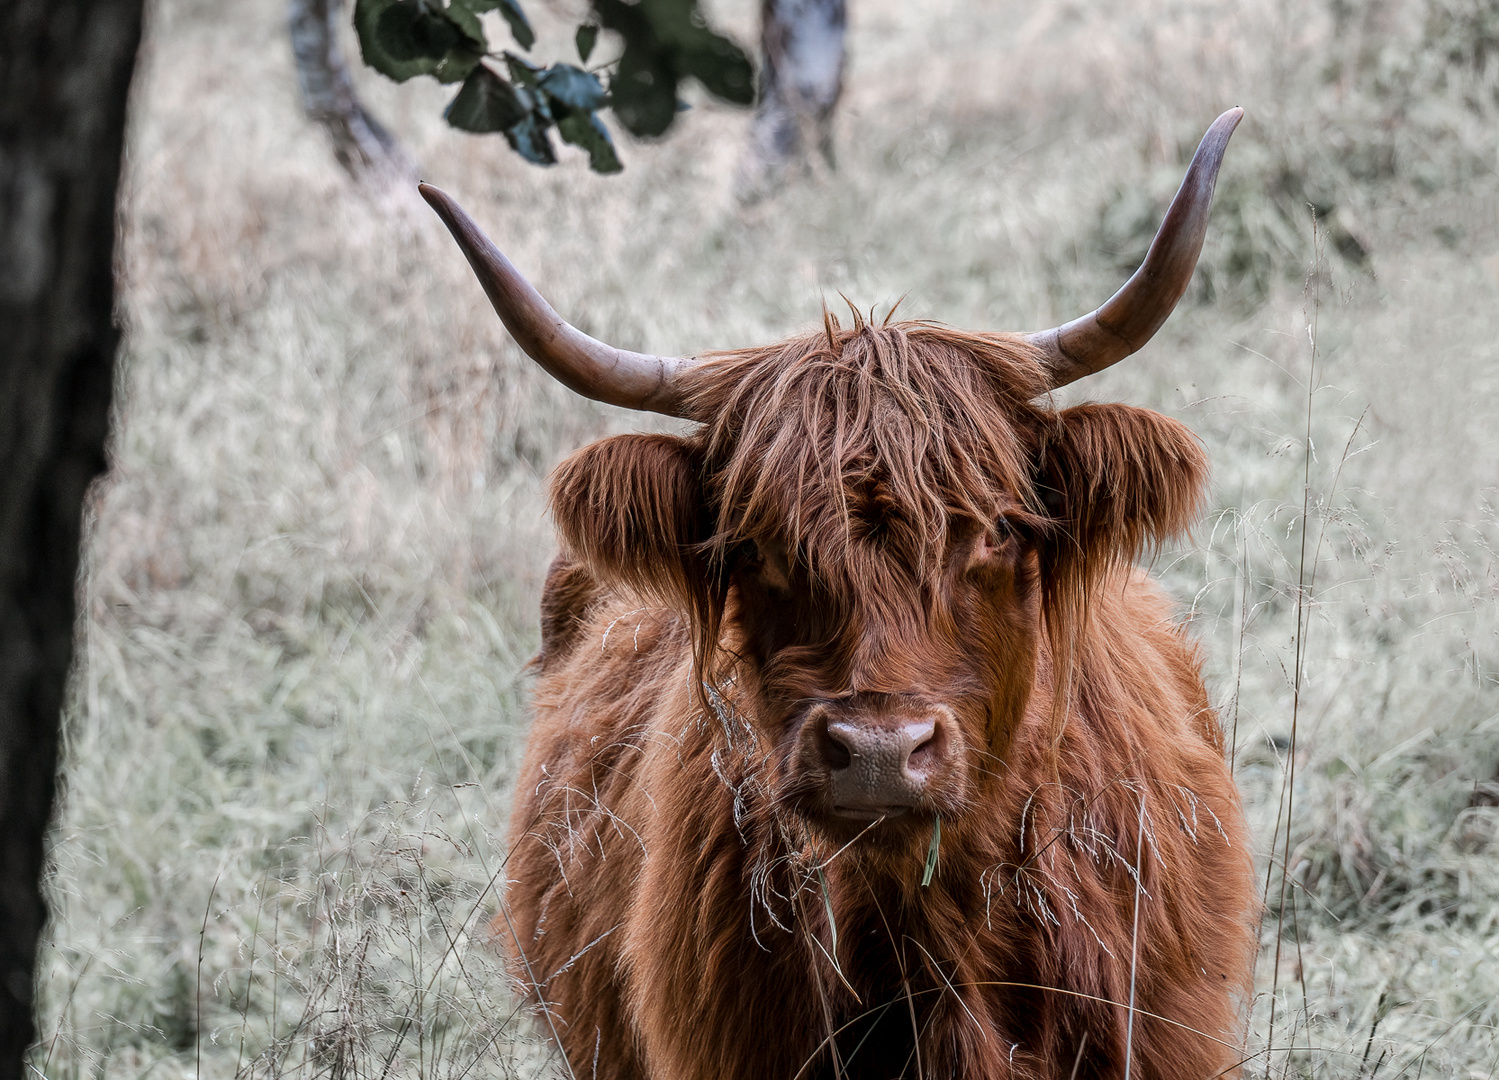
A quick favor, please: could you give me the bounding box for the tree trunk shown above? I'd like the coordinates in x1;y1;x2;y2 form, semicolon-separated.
0;1;143;1075
738;0;846;198
288;0;414;182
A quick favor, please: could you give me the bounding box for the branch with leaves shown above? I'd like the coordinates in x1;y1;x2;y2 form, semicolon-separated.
353;0;755;173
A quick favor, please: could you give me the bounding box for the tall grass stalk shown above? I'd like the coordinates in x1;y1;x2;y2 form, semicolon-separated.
1264;212;1326;1076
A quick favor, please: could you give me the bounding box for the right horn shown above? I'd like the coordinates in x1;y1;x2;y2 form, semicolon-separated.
1025;107;1243;390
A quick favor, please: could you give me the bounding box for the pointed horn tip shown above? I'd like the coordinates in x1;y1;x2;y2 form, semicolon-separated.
1023;107;1247;389
1205;107;1245;147
1183;107;1245;197
418;184;478;231
416;183;495;257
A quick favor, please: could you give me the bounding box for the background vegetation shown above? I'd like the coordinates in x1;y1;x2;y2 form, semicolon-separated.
33;0;1499;1075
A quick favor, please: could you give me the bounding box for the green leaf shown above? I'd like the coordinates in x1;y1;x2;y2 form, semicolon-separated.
921;816;941;887
355;0;433;81
593;0;676;136
432;48;483;83
624;0;696;49
575;23;599;63
495;0;535;49
816;867;839;954
431;3;486;82
609;46;678;137
355;0;484;83
539;63;608;114
556;110;623;173
441;1;487;48
629;0;753;103
457;0;534;49
504;50;543;87
593;0;753;136
643;0;754;104
445;64;530;132
675;33;754;105
385;4;458;57
504;112;557;165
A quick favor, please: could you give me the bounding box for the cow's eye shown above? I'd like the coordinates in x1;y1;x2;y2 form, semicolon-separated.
988;516;1024;552
970;517;1021;571
738;538;794;592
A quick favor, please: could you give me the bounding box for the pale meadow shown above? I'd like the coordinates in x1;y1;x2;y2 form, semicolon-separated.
33;0;1499;1076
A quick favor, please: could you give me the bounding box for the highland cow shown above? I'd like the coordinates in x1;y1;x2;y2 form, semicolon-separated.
421;107;1257;1080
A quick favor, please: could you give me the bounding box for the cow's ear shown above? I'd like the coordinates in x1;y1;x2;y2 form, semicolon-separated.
1033;403;1208;578
548;433;710;606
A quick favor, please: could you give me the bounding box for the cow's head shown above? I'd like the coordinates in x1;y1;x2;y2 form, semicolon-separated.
422;109;1239;849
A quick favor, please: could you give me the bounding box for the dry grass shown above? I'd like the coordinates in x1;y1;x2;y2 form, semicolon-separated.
32;0;1499;1076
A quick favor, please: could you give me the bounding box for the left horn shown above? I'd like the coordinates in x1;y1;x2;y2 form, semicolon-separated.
419;183;699;418
1025;107;1244;389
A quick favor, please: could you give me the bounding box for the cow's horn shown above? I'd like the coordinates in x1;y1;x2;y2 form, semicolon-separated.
1025;107;1243;389
419;183;698;418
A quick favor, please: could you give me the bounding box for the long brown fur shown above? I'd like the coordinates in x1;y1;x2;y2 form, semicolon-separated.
502;321;1256;1080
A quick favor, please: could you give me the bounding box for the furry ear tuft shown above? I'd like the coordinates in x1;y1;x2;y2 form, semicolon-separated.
1034;403;1209;579
1031;403;1209;736
548;434;710;607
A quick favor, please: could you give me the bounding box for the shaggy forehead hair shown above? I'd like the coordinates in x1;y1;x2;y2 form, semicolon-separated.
683;317;1055;584
548;312;1207;699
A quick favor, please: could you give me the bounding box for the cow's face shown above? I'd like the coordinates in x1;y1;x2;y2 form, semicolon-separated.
549;324;1208;847
722;508;1041;844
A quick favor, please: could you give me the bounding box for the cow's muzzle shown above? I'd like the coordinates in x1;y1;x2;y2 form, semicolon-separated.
799;698;956;818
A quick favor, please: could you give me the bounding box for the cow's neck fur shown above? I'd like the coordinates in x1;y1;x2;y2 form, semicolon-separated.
609;570;1247;1080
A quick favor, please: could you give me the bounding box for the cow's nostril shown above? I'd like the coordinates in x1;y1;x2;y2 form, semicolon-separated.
907;727;936;768
822;724;853;771
902;719;938;766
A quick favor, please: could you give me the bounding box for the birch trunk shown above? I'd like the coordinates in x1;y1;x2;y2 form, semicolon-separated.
739;0;846;197
288;0;414;181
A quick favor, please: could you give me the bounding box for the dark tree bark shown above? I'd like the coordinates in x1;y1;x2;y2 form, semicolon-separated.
288;0;413;181
0;1;143;1075
738;0;846;197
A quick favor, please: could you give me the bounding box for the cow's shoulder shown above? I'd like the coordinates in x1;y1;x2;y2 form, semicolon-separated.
527;557;693;788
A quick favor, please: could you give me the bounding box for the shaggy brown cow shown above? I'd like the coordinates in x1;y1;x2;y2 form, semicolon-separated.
422;108;1257;1080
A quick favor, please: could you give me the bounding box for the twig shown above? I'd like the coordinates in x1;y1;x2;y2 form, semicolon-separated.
904;978;924;1080
198;865;225;1080
1069;1031;1090;1080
